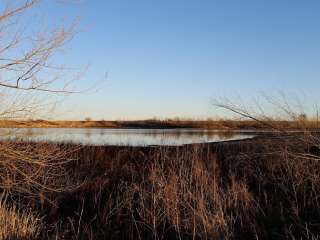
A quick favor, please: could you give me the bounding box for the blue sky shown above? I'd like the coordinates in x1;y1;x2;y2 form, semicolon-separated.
35;0;320;120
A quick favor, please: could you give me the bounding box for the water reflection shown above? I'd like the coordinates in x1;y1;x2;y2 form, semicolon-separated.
0;128;254;146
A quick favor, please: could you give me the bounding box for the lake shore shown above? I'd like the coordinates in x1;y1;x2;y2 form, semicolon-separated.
1;119;320;130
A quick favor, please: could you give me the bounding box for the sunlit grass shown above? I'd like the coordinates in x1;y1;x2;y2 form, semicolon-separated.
0;195;42;240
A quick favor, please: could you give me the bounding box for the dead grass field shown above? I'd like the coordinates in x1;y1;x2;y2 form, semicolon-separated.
0;132;320;239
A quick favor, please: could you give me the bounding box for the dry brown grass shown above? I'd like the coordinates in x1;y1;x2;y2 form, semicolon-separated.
42;133;319;239
1;132;320;239
124;146;256;239
1;119;319;130
0;194;42;240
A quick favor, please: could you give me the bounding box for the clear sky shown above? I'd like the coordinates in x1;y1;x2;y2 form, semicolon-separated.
35;0;320;120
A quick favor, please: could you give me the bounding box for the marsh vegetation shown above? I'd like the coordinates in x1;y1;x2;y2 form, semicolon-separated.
0;1;320;239
1;131;320;239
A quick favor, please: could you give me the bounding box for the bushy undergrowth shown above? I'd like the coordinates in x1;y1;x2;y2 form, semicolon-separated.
1;133;320;239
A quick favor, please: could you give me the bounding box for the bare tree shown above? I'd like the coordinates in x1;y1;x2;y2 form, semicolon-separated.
0;0;81;196
213;93;318;130
0;0;78;92
0;0;81;121
213;94;320;161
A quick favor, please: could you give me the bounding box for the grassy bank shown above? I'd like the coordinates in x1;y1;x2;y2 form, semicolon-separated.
1;133;320;239
1;119;320;130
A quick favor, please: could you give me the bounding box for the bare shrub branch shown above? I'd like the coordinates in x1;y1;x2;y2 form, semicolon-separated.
0;1;82;198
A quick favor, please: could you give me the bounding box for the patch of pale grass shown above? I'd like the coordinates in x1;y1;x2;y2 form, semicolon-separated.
0;195;42;240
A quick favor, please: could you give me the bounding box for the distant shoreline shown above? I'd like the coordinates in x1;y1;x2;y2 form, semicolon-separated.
0;119;319;131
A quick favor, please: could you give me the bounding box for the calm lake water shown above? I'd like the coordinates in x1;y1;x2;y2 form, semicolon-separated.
0;128;255;146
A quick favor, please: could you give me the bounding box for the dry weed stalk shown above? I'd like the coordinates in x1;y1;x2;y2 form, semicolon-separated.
124;146;256;239
0;194;42;240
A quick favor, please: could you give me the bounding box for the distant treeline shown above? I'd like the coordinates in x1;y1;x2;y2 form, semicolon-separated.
0;118;319;130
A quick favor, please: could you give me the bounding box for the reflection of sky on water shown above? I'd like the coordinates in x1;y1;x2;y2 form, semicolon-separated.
0;128;254;146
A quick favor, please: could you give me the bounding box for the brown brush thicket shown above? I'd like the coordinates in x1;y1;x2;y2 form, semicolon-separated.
0;125;319;239
8;132;314;239
0;1;81;239
35;143;256;239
